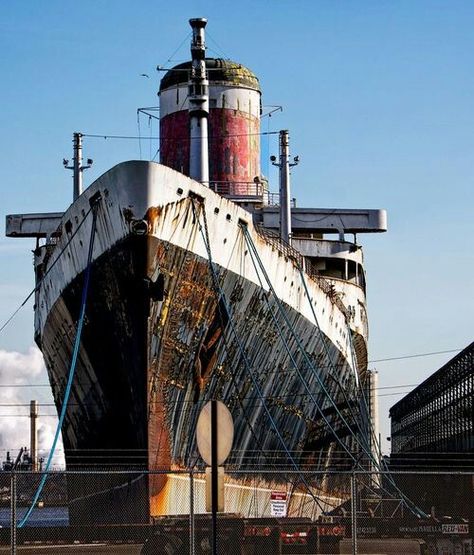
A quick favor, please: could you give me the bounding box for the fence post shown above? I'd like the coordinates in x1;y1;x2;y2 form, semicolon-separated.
351;472;358;555
189;470;195;555
10;471;17;555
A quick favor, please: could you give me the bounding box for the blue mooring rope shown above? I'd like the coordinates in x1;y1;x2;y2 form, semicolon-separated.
18;199;100;528
191;201;328;514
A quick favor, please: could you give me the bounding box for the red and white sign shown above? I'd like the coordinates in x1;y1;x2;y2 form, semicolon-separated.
270;491;288;517
271;491;287;501
442;524;469;535
318;525;346;537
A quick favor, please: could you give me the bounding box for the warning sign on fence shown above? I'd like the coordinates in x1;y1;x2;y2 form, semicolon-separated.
270;491;287;517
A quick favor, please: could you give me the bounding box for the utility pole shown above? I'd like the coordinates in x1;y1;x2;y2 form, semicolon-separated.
367;370;381;486
30;400;38;472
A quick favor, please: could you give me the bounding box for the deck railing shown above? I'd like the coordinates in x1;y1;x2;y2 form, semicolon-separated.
255;225;350;321
208;181;265;198
208;182;296;208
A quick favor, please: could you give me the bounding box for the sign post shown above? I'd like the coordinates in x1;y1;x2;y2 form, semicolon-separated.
196;400;234;555
211;400;218;555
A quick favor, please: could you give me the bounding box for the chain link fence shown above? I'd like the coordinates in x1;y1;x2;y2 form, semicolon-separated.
0;469;472;554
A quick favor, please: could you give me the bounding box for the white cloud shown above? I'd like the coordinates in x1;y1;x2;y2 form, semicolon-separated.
0;346;65;468
0;346;45;380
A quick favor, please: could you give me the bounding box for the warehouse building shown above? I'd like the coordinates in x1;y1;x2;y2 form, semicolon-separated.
390;341;474;459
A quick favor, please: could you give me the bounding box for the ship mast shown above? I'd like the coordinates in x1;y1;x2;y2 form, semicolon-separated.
63;132;93;200
188;18;210;185
271;130;299;244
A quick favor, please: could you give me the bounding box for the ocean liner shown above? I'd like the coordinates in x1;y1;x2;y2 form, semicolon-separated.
6;19;386;523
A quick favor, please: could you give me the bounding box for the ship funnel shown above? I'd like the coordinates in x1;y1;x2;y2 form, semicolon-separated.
159;21;261;198
188;18;209;185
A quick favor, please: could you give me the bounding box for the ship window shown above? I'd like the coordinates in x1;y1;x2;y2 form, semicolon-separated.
226;214;231;221
347;260;356;282
65;220;72;234
309;257;345;280
358;265;366;289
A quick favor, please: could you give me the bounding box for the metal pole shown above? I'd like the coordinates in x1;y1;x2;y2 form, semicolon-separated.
351;472;358;555
188;18;209;185
65;132;92;200
279;130;292;244
73;132;83;200
30;400;38;472
10;472;16;555
190;470;195;555
368;370;381;486
211;399;218;555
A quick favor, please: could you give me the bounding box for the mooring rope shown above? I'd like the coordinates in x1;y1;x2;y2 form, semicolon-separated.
18;196;101;528
190;200;330;514
242;226;429;517
0;205;95;336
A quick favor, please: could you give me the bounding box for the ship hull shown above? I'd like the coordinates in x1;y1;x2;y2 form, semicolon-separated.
35;162;366;523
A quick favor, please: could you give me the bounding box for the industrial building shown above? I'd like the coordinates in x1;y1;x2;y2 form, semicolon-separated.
388;342;474;536
390;341;474;459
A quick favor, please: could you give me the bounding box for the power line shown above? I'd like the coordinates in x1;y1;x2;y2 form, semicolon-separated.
378;392;412;398
0;347;451;382
82;131;279;140
0;384;51;388
0;414;58;418
0;205;94;336
0;381;422;391
377;383;417;390
369;348;461;363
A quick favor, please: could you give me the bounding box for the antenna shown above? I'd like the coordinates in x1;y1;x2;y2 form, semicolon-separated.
64;133;93;200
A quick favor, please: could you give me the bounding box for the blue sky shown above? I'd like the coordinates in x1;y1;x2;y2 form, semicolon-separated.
0;0;473;458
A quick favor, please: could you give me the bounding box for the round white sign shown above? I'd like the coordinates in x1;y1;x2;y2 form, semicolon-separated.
196;400;234;466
